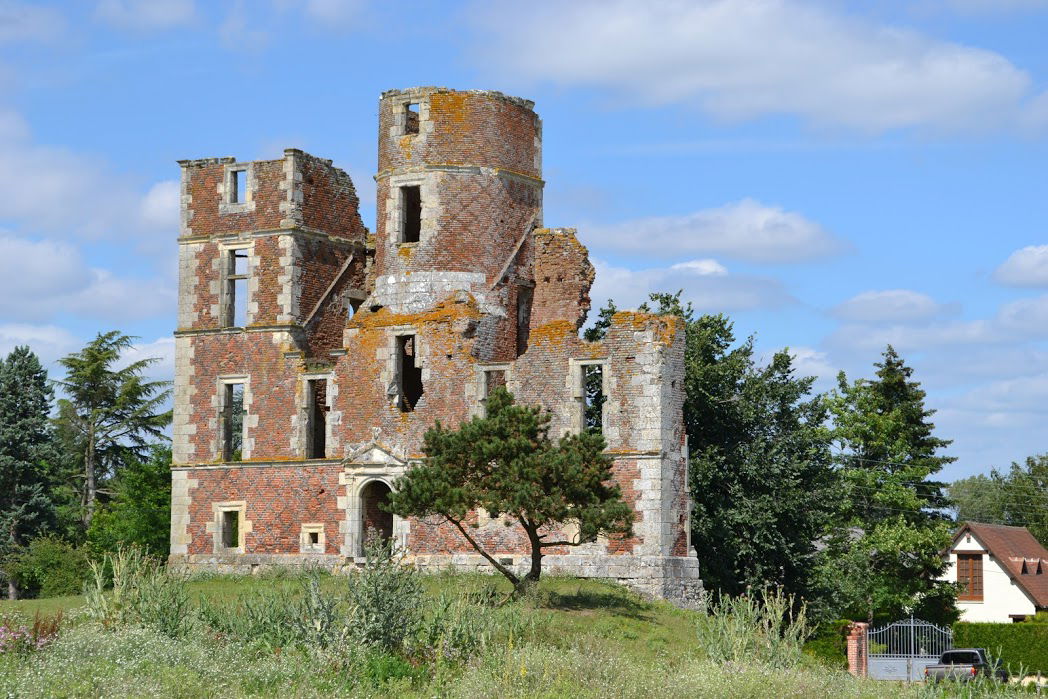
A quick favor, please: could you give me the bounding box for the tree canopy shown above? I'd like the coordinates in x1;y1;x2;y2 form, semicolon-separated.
951;454;1048;547
387;387;633;593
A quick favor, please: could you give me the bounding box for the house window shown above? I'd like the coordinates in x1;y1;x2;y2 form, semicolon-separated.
399;186;421;243
224;248;249;327
404;102;419;135
222;382;245;462
300;523;325;553
221;509;240;549
230;169;246;203
395;334;423;412
306;378;328;459
957;553;983;601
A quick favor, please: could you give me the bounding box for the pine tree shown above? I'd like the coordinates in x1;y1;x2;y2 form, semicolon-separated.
54;331;171;529
387;388;633;594
823;345;957;623
0;347;56;599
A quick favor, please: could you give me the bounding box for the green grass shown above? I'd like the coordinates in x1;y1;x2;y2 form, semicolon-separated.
0;571;1024;697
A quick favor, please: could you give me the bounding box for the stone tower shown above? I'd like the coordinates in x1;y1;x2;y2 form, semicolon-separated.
170;88;702;604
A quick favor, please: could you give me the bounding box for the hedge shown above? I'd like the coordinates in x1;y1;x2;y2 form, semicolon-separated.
953;622;1048;674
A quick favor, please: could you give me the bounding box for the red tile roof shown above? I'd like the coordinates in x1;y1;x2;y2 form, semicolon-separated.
953;522;1048;609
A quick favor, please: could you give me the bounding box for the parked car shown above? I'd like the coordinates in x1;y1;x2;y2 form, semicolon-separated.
924;649;1009;683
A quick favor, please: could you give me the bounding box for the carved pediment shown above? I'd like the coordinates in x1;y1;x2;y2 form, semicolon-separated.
344;441;407;467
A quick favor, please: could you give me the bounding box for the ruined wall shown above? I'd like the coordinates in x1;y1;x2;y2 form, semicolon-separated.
172;87;701;604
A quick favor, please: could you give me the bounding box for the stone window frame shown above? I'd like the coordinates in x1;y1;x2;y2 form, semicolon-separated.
392;98;427;137
475;362;512;417
387;173;425;247
299;523;326;554
216;374;250;462
347;475;402;559
299;371;334;459
218;242;253;329
568;358;609;435
218;162;257;214
386;326;426;411
209;500;249;554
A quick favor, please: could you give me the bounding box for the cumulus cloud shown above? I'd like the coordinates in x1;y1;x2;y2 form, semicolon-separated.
591;258;793;313
472;0;1044;133
120;336;176;381
0;1;65;43
0;109;176;242
994;245;1048;287
830;289;947;324
0;324;81;367
95;0;195;31
302;0;365;27
0;234;176;321
582;199;843;263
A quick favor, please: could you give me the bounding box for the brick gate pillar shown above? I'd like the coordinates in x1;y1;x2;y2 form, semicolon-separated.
846;622;869;677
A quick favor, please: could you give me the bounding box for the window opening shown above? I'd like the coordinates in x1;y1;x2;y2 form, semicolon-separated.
308;531;319;546
404;102;419;135
306;378;328;459
231;169;246;203
223;383;245;462
516;287;532;356
225;249;249;327
482;369;506;415
957;553;983;601
397;335;423;412
583;364;606;434
360;481;394;551
221;510;239;549
400;186;421;243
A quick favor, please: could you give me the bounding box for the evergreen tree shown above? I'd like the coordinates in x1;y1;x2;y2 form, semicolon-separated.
591;293;838;606
822;345;957;624
388;388;633;594
0;347;56;599
54;331;171;529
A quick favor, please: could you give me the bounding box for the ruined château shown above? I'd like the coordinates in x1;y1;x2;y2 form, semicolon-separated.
170;87;702;602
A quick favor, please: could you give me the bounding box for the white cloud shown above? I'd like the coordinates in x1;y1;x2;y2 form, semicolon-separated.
582;199;842;263
936;0;1048;14
120;336;176;381
0;324;80;367
0;1;65;43
140;180;180;229
303;0;364;27
0;108;176;242
95;0;195;31
591;257;793;313
219;0;270;49
994;245;1048;287
473;0;1043;133
0;234;175;321
830;289;947;324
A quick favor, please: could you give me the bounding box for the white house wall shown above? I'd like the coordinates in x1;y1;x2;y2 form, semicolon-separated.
943;533;1037;623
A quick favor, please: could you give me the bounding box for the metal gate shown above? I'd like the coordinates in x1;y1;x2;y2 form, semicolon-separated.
867;617;953;681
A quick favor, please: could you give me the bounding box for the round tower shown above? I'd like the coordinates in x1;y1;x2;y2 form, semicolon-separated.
371;88;543;331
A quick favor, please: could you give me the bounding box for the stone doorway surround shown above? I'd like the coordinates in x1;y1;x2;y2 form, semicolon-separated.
339;442;411;558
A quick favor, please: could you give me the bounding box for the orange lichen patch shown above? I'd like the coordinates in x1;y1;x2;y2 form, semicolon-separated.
533;227;589;255
430;91;470;128
397;244;414;259
610;310;682;346
398;134;413;160
528;320;577;348
348;293;483;333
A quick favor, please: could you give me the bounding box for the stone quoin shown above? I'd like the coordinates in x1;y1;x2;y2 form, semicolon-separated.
169;87;703;603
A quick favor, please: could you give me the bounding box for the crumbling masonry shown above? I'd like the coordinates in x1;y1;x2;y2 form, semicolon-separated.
170;87;702;602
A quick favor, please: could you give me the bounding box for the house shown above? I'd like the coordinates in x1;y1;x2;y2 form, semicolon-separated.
168;87;702;604
942;522;1048;622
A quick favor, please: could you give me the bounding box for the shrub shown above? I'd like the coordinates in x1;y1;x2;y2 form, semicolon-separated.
8;537;89;598
953;621;1048;674
345;535;423;651
803;619;850;669
409;592;535;664
695;588;812;668
84;547;191;638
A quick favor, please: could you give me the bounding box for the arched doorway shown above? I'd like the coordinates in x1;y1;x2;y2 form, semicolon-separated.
360;480;393;549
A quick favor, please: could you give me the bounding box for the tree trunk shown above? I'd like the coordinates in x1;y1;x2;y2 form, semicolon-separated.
521;523;543;593
84;426;96;529
6;578;17;601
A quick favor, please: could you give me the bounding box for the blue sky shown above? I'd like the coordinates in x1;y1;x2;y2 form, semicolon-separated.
1;0;1047;481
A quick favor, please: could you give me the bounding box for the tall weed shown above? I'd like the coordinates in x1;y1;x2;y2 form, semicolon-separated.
695;587;811;668
83;547;191;638
345;535;423;651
